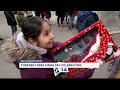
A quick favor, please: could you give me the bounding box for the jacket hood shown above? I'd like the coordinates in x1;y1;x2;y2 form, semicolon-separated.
80;11;92;16
77;11;92;22
0;38;41;62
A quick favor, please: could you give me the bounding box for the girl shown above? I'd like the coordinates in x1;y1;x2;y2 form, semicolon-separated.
1;16;94;79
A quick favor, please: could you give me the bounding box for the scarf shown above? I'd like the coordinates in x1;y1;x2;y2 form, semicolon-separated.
16;32;47;55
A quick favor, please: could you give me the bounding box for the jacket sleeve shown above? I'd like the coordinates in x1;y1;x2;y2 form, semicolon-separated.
48;41;62;51
72;69;95;78
4;11;17;24
87;13;99;26
52;41;62;49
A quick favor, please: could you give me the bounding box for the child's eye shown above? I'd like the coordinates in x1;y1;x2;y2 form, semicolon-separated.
45;32;48;36
44;30;51;36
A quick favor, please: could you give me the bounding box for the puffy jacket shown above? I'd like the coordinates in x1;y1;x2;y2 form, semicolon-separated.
77;12;99;33
1;38;94;79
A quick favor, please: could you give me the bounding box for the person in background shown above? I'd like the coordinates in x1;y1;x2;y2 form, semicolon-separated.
4;11;17;39
45;11;51;24
12;11;17;14
77;11;99;33
73;11;79;28
16;11;26;28
55;11;66;26
68;11;73;30
65;11;69;24
73;11;79;16
67;11;78;30
76;11;99;44
34;11;40;17
40;11;46;19
107;47;120;78
24;11;35;18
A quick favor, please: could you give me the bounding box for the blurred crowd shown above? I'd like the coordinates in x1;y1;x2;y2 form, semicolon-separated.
0;11;99;40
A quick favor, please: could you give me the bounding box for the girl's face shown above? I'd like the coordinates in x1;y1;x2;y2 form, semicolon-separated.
37;21;54;49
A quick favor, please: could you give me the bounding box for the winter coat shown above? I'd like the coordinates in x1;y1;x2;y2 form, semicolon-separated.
67;11;74;16
35;11;40;16
45;11;51;18
40;11;46;17
73;11;79;16
77;12;99;33
108;56;120;78
67;11;78;16
16;11;26;27
56;11;66;17
4;11;17;26
1;38;94;79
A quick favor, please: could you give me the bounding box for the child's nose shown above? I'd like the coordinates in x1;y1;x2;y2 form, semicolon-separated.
50;32;54;39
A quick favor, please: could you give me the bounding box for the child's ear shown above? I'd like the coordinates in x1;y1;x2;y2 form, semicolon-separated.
27;38;37;46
